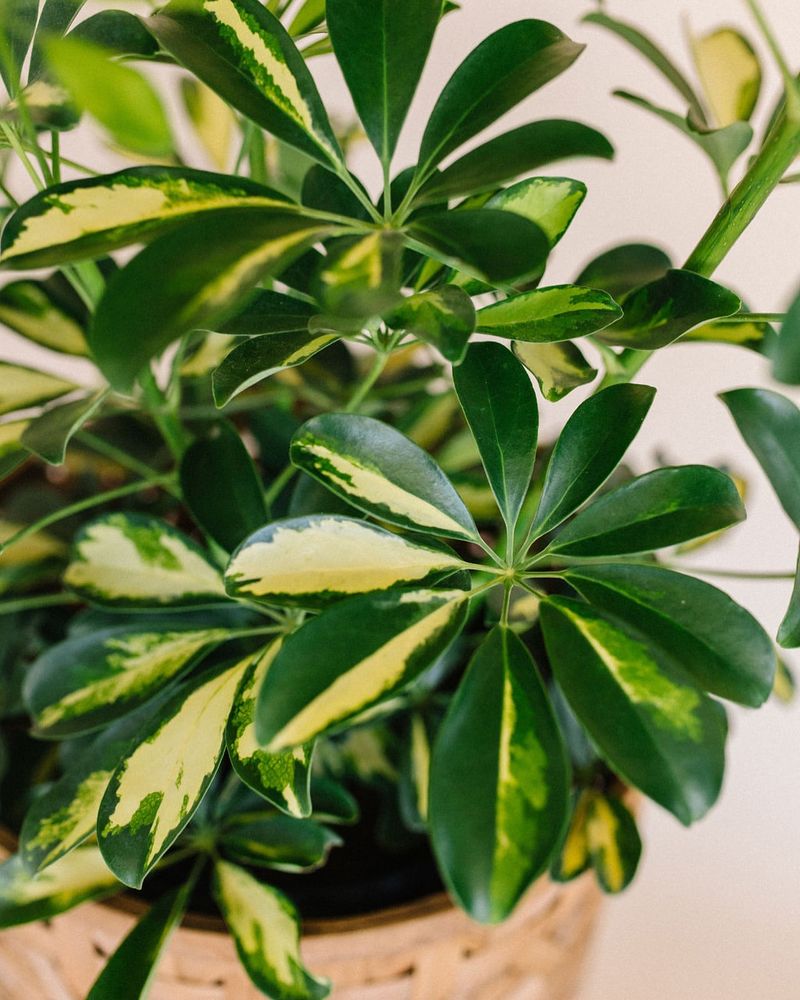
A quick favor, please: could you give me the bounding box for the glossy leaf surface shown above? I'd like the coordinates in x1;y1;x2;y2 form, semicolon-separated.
771;285;800;384
384;287;475;363
21;391;105;466
575;243;671;300
513;341;597;401
478;285;622;344
220;815;340;872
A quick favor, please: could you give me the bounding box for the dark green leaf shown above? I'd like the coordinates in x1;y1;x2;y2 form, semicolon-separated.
301;163;370;220
149;0;342;167
90;209;331;393
417;119;613;203
771;284;800;384
408;209;550;284
0;0;38;92
453;341;537;530
418;20;584;177
531;383;655;538
513;340;597;401
384;286;476;363
778;550;800;648
575;243;671;300
180;422;267;551
221;814;340;872
429;627;569;923
29;0;87;79
478;285;622;343
565;563;775;706
256;589;469;749
600;269;741;350
86;886;189;999
547;465;745;557
291;413;478;540
69;10;160;58
720;387;800;529
314;231;404;319
213;289;316;337
327;0;440;163
21;391;106;466
541;596;727;824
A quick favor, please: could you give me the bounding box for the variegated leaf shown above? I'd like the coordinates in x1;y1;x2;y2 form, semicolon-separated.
314;232;404;320
212;330;340;407
429;627;570;923
290;414;479;541
64;513;226;608
0;363;76;416
20;692;173;872
99;659;249;887
0;419;30;480
550;791;591;883
225;515;467;607
21;391;106;466
384;286;476;364
149;0;342;168
214;860;330;999
227;644;314;818
478;286;622;344
220;814;340;872
584;791;641;893
0;846;118;928
690;28;761;127
25;623;229;737
0;278;88;354
257;589;470;750
0;167;288;269
513;340;598;401
486;177;586;247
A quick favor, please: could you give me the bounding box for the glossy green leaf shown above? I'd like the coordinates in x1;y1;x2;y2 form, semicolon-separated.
180;423;267;551
417;20;584;177
0;278;88;353
25;622;228;737
99;659;248;887
327;0;440;163
0;846;118;928
86;886;189;1000
778;550;800;648
565;563;775;706
547;465;745;557
575;243;671;300
20;694;172;872
429;627;569;923
301;164;370;221
45;36;172;156
408;209;550;284
226;515;466;607
149;0;341;167
0;0;38;92
69;10;160;59
64;513;226;608
214;860;330;999
720;388;800;529
0;419;30;481
487;177;586;248
256;589;469;750
478;285;622;344
288;0;325;37
683;316;775;353
29;0;87;79
541;596;727;824
21;391;106;466
0;363;75;416
314;232;404;319
213;289;315;337
453;341;537;530
0;167;288;270
291;414;479;541
417;119;613;204
90;210;331;393
583;12;706;123
600;269;741;350
226;644;314;817
614;91;752;190
530;384;655;538
771;285;800;384
513;340;597;401
221;814;340;872
385;287;476;363
212;331;340;407
690;28;761;126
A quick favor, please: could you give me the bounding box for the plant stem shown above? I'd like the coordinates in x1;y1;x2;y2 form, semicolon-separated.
666;562;795;580
344;350;390;413
140;369;189;461
334;164;382;224
77;430;170;482
263;463;297;508
0;593;81;616
744;0;800;120
0;122;44;190
0;474;176;555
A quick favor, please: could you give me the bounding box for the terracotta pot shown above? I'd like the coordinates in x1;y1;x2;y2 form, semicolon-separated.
0;855;603;1000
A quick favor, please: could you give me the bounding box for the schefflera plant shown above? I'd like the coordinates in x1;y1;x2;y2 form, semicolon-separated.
0;0;790;995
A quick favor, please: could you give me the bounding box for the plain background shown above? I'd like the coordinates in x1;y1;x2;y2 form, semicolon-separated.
2;2;800;998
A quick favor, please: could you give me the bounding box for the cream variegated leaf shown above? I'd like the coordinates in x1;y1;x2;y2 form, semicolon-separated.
0;167;289;269
225;515;467;607
98;659;250;887
0;279;88;354
487;177;586;247
690;28;761;127
65;513;227;608
0;419;31;479
584;791;641;893
226;643;314;818
0;363;76;416
0;847;119;927
25;624;230;737
214;860;330;999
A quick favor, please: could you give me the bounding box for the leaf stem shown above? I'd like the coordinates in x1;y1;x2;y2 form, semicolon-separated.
744;0;800;121
344;350;390;413
718;312;785;324
140;369;189;461
263;463;297;509
0;593;81;616
0;122;45;190
0;474;176;556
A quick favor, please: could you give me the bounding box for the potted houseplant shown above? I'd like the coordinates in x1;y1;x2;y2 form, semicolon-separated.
0;0;797;997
